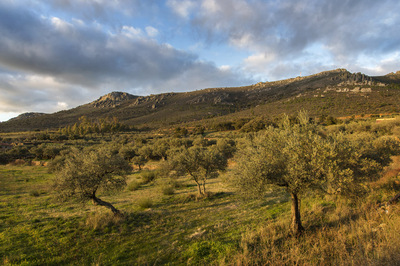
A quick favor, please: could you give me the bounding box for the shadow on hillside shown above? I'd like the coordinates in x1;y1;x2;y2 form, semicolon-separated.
123;211;157;227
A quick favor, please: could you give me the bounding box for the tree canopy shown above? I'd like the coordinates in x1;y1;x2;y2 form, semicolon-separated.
167;145;227;197
234;111;400;235
53;145;132;215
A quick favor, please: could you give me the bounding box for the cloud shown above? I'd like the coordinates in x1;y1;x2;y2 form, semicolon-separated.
145;26;159;37
2;0;400;118
167;0;196;18
46;0;150;23
183;0;400;80
0;70;88;114
0;1;253;114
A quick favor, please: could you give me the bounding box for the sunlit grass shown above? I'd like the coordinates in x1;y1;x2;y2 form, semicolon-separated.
1;162;400;265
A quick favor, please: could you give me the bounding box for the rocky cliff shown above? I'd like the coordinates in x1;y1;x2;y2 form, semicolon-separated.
90;92;137;108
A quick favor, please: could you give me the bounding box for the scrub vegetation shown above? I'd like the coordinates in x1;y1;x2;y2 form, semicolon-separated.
1;113;400;265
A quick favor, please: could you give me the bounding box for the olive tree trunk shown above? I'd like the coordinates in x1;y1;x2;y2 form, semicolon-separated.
196;182;204;196
192;177;204;197
92;193;122;216
291;192;304;236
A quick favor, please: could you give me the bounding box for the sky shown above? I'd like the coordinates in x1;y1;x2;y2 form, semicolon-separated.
1;0;400;122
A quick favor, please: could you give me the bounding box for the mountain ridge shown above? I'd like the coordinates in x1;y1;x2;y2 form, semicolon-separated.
2;68;400;132
90;91;138;108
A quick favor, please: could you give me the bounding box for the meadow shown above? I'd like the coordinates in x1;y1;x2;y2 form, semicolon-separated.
1;116;400;265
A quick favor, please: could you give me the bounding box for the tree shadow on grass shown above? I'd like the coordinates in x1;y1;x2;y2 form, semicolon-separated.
123;210;159;228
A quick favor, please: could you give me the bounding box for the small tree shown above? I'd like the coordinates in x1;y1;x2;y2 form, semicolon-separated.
132;155;148;170
53;146;132;215
234;112;400;236
168;146;227;197
119;145;136;161
152;139;170;160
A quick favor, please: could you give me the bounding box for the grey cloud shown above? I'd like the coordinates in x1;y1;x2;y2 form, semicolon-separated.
0;2;253;113
187;0;400;78
46;0;152;24
195;0;399;54
0;70;89;113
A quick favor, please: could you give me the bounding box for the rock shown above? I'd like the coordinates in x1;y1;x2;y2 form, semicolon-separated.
91;91;136;108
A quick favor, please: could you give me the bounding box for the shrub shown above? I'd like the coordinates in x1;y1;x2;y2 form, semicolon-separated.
85;212;123;230
141;171;156;184
138;198;153;209
160;184;175;195
127;180;141;191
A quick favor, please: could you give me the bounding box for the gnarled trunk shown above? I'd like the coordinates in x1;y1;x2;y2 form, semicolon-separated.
192;177;204;197
291;192;304;236
92;193;122;216
196;183;203;196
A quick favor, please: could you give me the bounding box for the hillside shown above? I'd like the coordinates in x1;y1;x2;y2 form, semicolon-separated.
1;69;400;132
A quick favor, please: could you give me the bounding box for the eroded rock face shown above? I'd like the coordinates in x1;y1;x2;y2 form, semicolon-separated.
130;93;174;109
187;92;234;105
91;92;137;108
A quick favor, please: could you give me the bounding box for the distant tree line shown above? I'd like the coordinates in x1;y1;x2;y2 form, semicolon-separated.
59;116;135;137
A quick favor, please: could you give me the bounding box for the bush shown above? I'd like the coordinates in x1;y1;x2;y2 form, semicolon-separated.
127;180;141;191
141;171;156;184
85;212;123;230
138;198;153;209
160;184;175;195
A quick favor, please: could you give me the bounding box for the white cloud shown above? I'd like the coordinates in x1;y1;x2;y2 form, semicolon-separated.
51;16;72;31
244;53;277;74
201;0;221;13
57;102;69;109
219;65;231;71
122;25;142;38
167;0;196;18
0;112;21;122
145;26;158;37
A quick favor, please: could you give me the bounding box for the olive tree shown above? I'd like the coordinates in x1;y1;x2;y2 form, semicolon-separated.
168;146;227;197
234;112;400;235
53;146;132;215
132;155;148;170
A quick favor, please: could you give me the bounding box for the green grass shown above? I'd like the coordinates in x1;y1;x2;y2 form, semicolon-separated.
1;163;400;265
0;165;289;265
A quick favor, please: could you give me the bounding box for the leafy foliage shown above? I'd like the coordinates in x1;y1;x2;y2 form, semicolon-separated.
53;145;132;214
59;116;134;138
234;111;400;235
167;145;227;196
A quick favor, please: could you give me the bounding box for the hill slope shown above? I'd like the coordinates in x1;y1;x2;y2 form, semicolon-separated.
1;69;400;132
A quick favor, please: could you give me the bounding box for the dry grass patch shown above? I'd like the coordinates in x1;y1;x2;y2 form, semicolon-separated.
231;202;400;265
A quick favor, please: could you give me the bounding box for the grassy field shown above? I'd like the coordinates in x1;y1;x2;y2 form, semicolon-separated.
1;159;400;265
